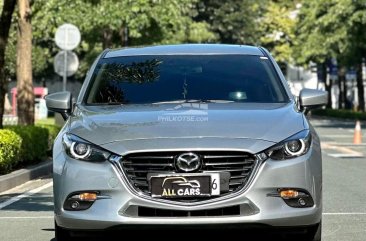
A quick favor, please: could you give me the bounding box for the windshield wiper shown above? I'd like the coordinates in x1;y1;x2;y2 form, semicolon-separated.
92;102;125;106
184;99;234;103
152;99;234;104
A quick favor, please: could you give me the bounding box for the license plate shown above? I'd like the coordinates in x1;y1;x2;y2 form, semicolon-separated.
150;173;220;198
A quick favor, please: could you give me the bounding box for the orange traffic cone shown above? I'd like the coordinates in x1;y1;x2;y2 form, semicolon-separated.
353;121;362;144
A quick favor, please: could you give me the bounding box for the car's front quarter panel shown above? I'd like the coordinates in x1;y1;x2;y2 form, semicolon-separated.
246;143;322;224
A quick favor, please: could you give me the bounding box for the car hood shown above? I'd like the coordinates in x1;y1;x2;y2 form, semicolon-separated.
68;102;305;154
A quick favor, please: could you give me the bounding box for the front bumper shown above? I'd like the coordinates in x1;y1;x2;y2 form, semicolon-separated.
53;143;322;230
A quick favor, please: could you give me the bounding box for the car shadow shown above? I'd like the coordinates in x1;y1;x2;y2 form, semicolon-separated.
49;227;316;241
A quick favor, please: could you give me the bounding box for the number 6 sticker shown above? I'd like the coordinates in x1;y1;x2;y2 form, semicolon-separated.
211;173;220;196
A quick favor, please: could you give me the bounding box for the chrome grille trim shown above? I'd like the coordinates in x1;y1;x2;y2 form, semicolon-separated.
204;161;250;166
124;163;174;167
117;151;259;203
231;175;246;179
203;155;249;159
129;156;174;160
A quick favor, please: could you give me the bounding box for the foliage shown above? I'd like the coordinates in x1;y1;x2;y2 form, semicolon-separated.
3;0;215;81
0;124;60;174
195;0;265;45
311;108;366;121
4;30;16;78
294;0;366;111
36;124;61;150
293;0;366;65
260;1;299;63
0;0;17;129
2;0;366;113
6;125;49;164
0;129;22;174
35;117;55;125
2;0;305;82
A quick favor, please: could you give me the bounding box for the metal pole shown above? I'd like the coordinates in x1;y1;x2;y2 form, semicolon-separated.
63;50;67;91
62;27;69;91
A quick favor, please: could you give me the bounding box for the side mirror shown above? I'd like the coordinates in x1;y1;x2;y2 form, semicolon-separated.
299;88;328;112
45;91;72;120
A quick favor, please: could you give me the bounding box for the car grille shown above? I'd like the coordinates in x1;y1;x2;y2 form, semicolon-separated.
120;151;257;201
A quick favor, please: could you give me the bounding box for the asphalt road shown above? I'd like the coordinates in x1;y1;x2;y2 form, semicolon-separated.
0;117;365;241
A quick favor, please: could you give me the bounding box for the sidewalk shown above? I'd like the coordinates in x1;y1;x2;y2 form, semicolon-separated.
0;159;52;193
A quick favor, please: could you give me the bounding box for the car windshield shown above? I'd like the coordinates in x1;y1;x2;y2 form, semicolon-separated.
85;55;289;104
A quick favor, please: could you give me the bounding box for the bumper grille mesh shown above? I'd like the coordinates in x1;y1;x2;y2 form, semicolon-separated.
138;205;241;217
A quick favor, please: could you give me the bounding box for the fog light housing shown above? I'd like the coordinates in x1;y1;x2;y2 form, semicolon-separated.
278;188;314;208
64;191;99;211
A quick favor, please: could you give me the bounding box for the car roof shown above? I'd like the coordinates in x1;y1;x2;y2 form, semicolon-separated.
104;44;264;58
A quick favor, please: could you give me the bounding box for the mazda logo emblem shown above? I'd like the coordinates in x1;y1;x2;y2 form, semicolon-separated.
175;153;201;172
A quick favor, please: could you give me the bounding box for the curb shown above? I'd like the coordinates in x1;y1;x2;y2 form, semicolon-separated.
0;159;52;193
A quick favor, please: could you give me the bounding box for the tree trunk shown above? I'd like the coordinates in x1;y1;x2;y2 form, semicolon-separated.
0;0;17;128
16;0;34;125
338;68;346;109
102;28;113;49
322;62;332;109
357;62;365;112
342;71;347;109
119;25;128;47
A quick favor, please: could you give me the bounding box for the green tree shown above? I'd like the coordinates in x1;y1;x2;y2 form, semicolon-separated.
0;0;16;128
194;0;265;44
294;1;333;107
1;0;216;126
4;26;48;81
3;0;215;82
339;1;366;112
260;1;299;63
295;0;365;111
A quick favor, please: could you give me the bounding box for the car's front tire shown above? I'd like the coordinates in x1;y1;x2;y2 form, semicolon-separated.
55;221;72;241
297;221;321;241
309;221;321;241
275;222;321;241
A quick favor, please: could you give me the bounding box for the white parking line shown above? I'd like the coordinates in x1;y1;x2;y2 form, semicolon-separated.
0;216;53;219
322;143;364;158
327;143;366;146
322;134;366;138
0;182;53;210
323;213;366;215
328;153;364;158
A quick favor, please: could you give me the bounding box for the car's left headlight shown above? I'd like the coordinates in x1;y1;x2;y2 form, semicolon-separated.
256;130;312;161
62;133;112;162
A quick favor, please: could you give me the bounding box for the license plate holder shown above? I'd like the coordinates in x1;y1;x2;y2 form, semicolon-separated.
149;173;220;199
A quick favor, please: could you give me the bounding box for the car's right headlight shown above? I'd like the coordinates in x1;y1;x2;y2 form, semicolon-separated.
62;133;112;162
256;130;312;161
